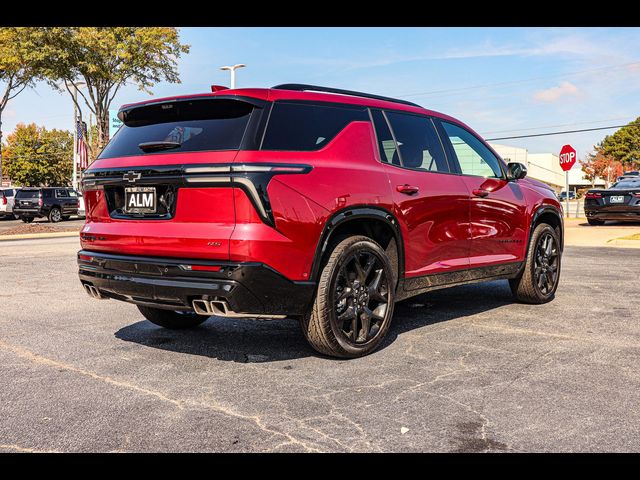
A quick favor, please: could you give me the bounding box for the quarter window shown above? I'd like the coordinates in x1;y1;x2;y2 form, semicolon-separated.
441;121;503;178
261;102;369;151
370;110;399;165
384;111;449;172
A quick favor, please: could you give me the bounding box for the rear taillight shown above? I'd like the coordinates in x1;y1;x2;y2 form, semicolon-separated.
585;192;602;199
1;196;6;205
634;193;640;199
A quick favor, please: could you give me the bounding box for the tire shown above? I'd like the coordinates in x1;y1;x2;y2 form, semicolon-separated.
587;218;604;226
509;223;561;304
48;207;62;223
21;216;34;223
301;235;396;358
137;305;208;329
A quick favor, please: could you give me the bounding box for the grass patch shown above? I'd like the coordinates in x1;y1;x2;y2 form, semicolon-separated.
610;233;640;242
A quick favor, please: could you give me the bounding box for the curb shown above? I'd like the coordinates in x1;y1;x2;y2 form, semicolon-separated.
0;231;80;242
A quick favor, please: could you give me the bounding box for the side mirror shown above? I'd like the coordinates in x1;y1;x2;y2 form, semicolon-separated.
507;162;527;181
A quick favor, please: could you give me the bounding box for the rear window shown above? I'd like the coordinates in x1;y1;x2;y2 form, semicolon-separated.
99;99;255;159
612;180;640;189
16;190;40;199
261;102;369;151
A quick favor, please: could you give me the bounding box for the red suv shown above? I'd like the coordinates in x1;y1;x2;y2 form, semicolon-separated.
78;84;563;358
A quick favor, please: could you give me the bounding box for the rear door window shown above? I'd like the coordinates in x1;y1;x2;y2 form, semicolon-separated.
99;99;255;159
384;111;450;172
261;102;369;151
55;189;67;198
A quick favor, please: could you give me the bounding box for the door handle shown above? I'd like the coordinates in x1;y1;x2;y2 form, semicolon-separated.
472;189;489;198
397;184;420;195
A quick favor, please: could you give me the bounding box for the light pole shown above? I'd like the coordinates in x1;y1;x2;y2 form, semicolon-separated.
219;64;246;89
70;81;86;191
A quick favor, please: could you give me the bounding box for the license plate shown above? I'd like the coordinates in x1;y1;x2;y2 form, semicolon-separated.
609;196;625;204
124;187;156;214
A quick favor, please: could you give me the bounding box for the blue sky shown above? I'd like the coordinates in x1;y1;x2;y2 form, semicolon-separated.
3;27;640;161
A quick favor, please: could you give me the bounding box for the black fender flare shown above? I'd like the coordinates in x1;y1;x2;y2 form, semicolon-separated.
309;205;405;287
528;204;564;254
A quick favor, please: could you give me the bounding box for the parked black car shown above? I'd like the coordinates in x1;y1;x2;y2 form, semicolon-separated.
13;187;80;223
584;177;640;225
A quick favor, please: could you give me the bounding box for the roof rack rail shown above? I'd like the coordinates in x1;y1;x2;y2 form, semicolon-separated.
272;83;421;108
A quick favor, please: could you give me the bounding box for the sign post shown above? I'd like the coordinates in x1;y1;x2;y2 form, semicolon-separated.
559;144;577;218
109;109;123;141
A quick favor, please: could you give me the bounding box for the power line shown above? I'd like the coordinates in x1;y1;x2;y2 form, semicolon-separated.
481;116;636;136
486;124;628;141
395;60;640;99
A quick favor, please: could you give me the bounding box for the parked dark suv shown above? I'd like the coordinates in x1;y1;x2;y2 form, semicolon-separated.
14;187;80;223
78;84;563;358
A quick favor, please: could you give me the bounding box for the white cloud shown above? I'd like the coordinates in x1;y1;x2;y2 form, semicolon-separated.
533;81;580;102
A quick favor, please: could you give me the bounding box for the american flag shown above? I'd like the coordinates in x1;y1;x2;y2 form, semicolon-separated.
76;121;88;169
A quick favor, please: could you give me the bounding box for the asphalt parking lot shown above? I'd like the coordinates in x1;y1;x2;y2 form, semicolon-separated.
1;236;639;452
0;216;85;234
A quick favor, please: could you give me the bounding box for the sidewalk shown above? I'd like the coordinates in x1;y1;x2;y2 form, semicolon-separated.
0;231;79;242
564;218;640;248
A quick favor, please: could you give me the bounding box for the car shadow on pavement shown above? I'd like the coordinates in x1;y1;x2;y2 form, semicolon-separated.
114;280;516;362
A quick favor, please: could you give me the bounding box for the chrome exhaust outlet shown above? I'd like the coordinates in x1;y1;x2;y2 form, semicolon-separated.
83;284;105;300
192;299;214;316
192;297;287;319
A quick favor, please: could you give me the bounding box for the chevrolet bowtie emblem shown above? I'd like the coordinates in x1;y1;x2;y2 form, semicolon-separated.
124;171;142;183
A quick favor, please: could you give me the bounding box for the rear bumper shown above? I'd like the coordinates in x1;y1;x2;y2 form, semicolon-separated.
585;206;640;221
13;208;43;217
77;250;315;316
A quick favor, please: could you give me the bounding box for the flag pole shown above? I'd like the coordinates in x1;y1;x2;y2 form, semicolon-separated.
72;85;78;190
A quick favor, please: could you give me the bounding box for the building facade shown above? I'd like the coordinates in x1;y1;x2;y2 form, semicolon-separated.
489;143;605;192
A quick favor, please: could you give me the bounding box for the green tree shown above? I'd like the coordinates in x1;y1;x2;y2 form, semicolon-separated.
600;117;640;169
3;123;73;186
39;27;190;154
0;27;46;181
580;147;624;189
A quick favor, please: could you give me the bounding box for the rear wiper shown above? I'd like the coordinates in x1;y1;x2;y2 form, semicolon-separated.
138;141;181;153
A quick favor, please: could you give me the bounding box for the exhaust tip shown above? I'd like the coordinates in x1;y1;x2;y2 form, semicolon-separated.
83;283;105;300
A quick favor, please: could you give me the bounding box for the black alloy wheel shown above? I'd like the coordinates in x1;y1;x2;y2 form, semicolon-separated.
510;223;561;304
533;232;559;296
301;236;396;358
332;250;391;345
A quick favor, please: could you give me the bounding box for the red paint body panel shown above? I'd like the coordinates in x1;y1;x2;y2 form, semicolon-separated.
461;177;528;268
83;86;562;293
382;166;471;276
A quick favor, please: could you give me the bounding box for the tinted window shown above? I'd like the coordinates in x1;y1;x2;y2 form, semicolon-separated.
370;110;400;165
16;190;40;199
55;189;67;198
99;99;254;159
68;190;78;198
441;121;503;178
261;102;369;151
612;180;640;189
385;111;449;172
43;190;52;199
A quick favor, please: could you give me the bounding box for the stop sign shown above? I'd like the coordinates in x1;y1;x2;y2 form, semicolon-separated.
559;144;576;172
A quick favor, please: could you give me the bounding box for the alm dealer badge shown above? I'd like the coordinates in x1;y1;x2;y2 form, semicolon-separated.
124;187;157;214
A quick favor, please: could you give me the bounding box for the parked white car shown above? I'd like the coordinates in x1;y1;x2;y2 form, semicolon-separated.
73;190;86;218
0;188;19;219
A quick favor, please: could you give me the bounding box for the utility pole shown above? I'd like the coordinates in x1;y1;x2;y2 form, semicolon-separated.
219;64;246;89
